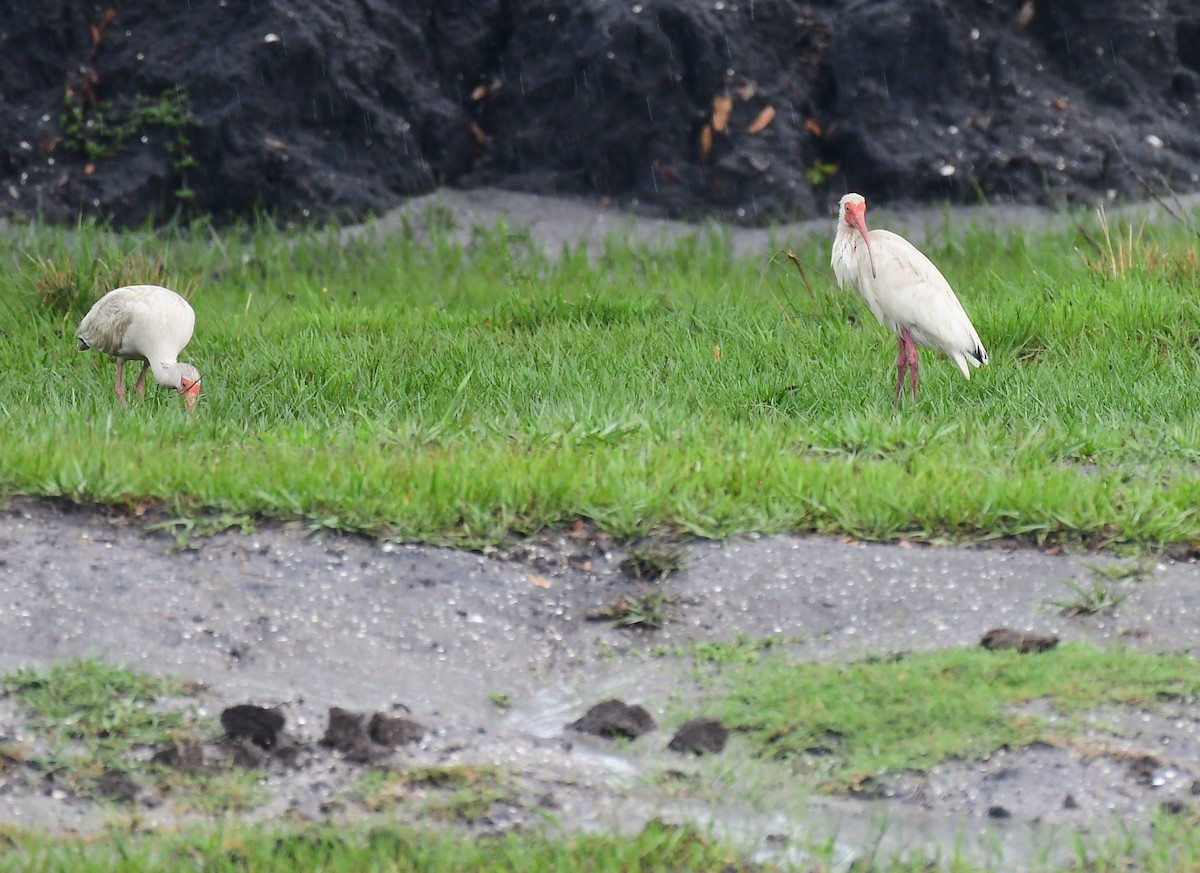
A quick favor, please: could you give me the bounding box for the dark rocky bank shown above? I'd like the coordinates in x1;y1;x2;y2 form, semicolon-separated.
1;0;1198;228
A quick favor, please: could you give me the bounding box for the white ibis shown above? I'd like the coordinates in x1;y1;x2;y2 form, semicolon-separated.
76;284;201;409
830;193;987;403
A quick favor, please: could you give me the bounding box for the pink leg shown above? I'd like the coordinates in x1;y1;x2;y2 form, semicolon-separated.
893;334;908;406
134;361;150;396
114;359;128;405
904;329;920;401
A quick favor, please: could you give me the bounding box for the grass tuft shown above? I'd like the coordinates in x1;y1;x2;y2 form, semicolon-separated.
1;659;186;796
621;540;688;580
716;643;1200;787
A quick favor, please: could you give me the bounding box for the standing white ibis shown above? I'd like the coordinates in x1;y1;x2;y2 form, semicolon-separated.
76;284;201;409
830;193;987;403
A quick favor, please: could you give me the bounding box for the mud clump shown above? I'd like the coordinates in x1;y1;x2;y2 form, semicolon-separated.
220;704;286;750
1;1;1198;228
150;736;206;773
980;627;1060;653
94;769;140;804
568;699;656;740
667;717;729;755
321;707;427;763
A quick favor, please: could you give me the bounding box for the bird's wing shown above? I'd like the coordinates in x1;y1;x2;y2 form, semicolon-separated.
121;291;196;364
869;230;985;357
832;228;887;325
76;291;143;355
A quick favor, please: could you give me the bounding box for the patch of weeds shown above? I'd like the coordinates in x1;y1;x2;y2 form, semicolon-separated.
404;763;502;790
621;540;687;581
421;201;457;235
805;158;840;185
1084;555;1158;582
27;247;190;320
0;659;257;813
353;764;513;824
589;590;677;629
719;643;1200;788
155;765;268;815
1048;576;1130;617
652;768;707;798
25;253;83;318
1077;206;1153;280
0;818;773;871
655;633;793;667
145;513;256;552
1;659;189;795
423;780;511;824
488;691;513;710
348;768;406;812
61;85;201;202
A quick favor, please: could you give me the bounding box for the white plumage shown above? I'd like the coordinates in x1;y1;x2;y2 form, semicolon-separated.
76;284;201;408
831;193;987;403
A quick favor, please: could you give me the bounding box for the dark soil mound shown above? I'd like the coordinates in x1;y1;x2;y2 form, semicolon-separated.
1;0;1197;227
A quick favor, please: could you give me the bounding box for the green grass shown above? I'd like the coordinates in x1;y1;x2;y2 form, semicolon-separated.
0;809;1197;872
2;659;187;780
2;209;1200;547
0;819;765;873
714;643;1200;786
1;659;262;811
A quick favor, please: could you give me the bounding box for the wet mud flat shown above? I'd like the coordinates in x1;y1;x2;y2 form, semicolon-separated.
0;497;1199;867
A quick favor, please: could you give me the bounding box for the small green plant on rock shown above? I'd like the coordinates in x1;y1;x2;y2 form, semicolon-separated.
805;158;840;185
61;84;201;204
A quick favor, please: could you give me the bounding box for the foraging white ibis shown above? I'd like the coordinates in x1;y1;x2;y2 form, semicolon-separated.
830;193;987;403
76;284;201;409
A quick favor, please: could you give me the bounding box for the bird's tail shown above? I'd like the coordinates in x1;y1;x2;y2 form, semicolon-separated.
952;344;988;379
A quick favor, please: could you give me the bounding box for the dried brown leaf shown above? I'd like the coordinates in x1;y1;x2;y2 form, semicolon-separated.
747;105;775;134
698;123;713;163
711;95;733;132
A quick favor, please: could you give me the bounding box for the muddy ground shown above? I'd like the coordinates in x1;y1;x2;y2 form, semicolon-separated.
1;495;1199;868
3;190;1200;868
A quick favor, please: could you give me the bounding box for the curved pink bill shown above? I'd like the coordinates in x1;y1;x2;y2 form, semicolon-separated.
181;379;201;410
847;209;877;279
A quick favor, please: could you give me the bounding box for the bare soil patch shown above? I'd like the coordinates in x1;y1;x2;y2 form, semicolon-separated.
1;497;1198;865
